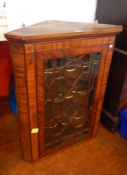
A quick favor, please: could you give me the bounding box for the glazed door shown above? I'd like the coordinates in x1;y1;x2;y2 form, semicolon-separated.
36;38;112;157
43;53;101;153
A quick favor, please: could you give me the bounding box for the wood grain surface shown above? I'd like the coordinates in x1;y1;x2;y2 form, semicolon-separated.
5;21;122;161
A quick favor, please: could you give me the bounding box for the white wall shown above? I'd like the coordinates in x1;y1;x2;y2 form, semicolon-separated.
1;0;97;31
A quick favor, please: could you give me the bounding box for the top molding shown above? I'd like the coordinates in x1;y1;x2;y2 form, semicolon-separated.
5;20;123;43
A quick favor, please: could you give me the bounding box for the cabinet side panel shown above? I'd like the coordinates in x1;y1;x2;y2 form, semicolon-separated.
88;46;107;136
25;50;39;161
36;53;45;157
91;36;115;136
11;51;32;161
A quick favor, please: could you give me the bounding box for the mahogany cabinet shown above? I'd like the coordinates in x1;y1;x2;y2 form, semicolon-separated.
5;20;122;161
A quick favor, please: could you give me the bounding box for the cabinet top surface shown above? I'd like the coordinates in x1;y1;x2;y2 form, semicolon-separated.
5;20;122;42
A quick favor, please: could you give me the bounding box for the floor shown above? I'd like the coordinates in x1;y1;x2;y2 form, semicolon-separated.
0;99;127;175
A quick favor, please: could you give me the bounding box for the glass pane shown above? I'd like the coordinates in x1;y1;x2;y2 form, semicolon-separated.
44;53;101;151
88;53;101;107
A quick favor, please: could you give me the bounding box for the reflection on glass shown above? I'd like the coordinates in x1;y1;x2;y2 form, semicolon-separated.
44;53;101;151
